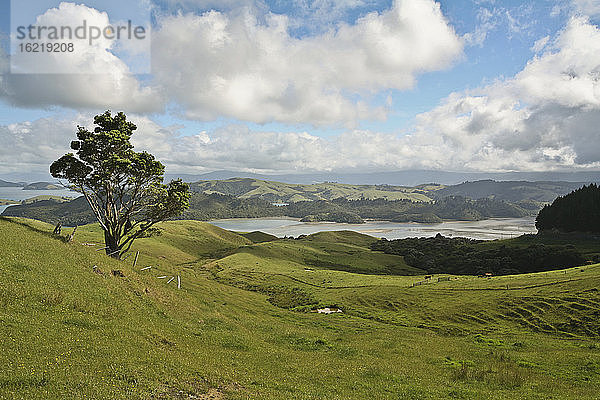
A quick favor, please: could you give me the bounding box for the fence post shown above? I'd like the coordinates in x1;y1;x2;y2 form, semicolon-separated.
132;251;139;268
68;226;78;242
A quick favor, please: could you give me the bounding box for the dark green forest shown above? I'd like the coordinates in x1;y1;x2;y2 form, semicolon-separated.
371;235;586;276
536;184;600;233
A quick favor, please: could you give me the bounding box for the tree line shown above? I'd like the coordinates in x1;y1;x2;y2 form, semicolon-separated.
371;235;585;276
536;184;600;233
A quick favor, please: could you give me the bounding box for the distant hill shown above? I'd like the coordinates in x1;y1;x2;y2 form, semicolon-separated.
167;169;600;186
190;178;437;203
0;179;24;187
2;190;531;226
1;193;283;226
2;196;91;225
3;178;551;225
7;178;581;226
22;182;63;190
0;199;19;206
190;178;590;212
432;180;588;205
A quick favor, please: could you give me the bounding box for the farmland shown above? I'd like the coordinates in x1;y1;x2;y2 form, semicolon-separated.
1;217;599;399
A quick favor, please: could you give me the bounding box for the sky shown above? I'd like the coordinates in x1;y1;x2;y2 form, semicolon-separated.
1;0;600;179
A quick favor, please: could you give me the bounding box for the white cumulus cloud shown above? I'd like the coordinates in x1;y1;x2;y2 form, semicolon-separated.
2;2;160;112
408;16;600;171
5;4;600;176
151;0;463;126
573;0;600;17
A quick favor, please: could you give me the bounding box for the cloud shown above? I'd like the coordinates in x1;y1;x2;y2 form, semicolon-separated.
463;3;538;47
128;120;451;174
531;35;549;53
0;112;453;176
463;7;501;47
409;16;600;171
283;0;379;34
573;0;600;17
0;114;91;175
152;0;463;126
1;3;160;112
157;0;266;12
156;0;382;34
2;0;462;127
5;5;600;176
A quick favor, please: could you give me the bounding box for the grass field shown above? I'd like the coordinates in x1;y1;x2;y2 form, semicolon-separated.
1;217;599;399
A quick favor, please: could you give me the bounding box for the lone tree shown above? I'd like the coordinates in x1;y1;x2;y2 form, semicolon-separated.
50;111;190;258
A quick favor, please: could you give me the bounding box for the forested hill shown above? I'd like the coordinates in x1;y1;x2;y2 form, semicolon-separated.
191;177;593;206
190;178;438;203
5;178;589;226
2;192;530;226
536;184;600;233
433;180;590;203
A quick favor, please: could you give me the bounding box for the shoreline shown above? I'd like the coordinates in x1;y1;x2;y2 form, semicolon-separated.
207;216;536;224
208;216;538;241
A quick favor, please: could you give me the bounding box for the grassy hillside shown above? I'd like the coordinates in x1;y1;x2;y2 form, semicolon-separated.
240;231;279;243
191;178;435;203
192;178;589;207
2;196;92;225
0;196;70;209
1;217;599;399
20;195;73;204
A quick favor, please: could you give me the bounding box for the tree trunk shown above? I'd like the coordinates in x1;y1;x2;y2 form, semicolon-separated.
53;221;62;235
68;226;77;242
104;230;120;258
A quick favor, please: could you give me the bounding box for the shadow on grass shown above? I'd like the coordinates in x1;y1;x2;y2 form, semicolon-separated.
0;376;49;389
0;216;71;243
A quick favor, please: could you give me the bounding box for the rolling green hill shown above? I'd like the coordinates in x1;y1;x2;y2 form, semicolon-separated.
2;191;531;226
4;178;573;226
1;196;93;225
191;178;437;203
240;231;279;243
191;178;591;207
1;216;600;399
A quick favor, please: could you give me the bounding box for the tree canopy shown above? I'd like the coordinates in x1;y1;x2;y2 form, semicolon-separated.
536;184;600;233
50;111;190;258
